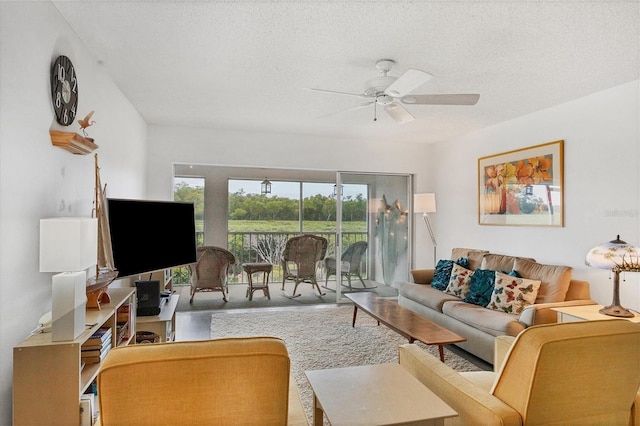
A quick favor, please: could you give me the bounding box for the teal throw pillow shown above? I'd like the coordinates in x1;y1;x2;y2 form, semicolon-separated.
457;257;470;269
432;257;469;291
463;269;496;306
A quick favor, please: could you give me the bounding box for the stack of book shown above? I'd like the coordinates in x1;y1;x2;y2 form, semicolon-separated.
81;327;112;364
116;304;131;346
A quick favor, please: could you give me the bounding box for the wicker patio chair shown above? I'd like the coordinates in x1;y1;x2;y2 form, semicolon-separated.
281;234;328;297
324;241;373;290
189;246;236;303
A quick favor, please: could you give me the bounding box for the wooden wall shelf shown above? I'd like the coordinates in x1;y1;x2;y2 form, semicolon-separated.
50;130;98;155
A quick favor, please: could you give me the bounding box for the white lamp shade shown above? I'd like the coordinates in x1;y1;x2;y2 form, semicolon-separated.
414;193;436;213
585;236;640;272
40;217;98;272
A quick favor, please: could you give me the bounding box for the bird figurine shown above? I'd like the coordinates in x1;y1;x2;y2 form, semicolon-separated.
78;110;96;137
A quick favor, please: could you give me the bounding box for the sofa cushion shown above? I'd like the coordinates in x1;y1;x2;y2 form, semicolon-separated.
513;258;572;303
432;258;470;291
487;271;541;315
442;301;527;337
451;248;489;270
480;254;517;272
444;264;473;298
480;254;536;273
463;269;496;307
400;283;460;313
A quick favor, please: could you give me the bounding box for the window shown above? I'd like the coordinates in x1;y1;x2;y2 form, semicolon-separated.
173;176;204;285
227;179;368;276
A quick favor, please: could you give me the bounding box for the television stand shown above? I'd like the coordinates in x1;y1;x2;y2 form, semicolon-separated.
136;293;179;342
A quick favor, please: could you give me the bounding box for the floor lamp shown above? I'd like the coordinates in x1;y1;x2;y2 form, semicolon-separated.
414;193;437;267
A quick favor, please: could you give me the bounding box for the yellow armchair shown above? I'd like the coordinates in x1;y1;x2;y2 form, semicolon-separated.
399;319;640;425
97;337;308;425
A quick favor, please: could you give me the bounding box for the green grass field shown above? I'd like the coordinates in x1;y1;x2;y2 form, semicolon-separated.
226;220;366;233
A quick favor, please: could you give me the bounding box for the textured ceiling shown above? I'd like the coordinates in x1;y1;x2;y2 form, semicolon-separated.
53;1;639;144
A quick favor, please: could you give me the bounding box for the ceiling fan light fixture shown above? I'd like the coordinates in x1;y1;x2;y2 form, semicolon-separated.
385;102;415;124
308;58;480;123
364;76;397;96
375;95;393;105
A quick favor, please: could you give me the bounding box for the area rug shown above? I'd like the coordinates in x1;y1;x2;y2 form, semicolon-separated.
210;305;481;424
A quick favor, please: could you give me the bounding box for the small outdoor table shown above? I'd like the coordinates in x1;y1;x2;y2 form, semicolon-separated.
242;263;273;301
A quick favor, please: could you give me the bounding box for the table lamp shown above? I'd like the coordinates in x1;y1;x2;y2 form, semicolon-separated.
414;193;437;266
40;217;97;341
585;235;640;318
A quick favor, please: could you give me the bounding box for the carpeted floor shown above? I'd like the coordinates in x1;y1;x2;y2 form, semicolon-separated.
209;305;485;425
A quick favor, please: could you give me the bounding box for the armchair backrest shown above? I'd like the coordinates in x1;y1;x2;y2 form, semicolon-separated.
97;337;291;425
192;245;236;287
282;234;328;277
492;319;640;425
342;241;368;272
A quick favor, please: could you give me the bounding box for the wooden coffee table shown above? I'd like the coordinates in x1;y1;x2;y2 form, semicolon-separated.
345;292;465;362
305;363;457;426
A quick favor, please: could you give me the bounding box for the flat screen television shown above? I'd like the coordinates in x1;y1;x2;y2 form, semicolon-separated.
107;198;197;279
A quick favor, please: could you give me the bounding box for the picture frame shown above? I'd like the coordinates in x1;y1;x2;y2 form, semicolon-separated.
478;140;564;227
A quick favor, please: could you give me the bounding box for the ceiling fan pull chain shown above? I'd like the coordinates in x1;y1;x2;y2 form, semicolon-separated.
373;99;377;122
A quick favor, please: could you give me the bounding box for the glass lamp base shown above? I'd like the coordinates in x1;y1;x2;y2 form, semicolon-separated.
599;305;634;318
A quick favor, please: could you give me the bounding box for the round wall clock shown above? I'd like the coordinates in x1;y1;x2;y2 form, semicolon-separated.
50;55;78;126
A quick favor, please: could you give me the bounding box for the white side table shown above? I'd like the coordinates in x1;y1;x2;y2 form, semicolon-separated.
552;304;640;323
305;363;457;426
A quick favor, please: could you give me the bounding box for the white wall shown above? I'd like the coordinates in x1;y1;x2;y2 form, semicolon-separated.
149;81;640;310
147;126;434;199
147;124;436;261
432;80;640;310
0;2;147;422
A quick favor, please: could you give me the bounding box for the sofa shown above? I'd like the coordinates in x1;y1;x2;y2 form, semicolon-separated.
398;319;640;425
397;248;594;364
96;336;308;425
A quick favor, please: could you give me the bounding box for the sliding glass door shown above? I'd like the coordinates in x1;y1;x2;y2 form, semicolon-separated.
334;172;411;301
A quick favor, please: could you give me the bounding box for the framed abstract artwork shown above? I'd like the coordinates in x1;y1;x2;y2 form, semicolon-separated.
478;140;564;227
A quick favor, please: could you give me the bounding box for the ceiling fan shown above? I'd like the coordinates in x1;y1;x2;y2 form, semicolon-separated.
308;59;480;124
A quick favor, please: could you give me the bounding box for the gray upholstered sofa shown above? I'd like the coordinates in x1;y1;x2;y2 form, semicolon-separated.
397;248;594;364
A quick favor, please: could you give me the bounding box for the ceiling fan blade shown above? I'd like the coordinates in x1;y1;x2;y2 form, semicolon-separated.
305;87;367;99
384;69;433;98
400;94;480;105
384;102;415;124
319;102;373;118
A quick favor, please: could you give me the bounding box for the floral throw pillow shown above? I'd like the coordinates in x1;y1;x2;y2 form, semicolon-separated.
444;263;474;299
431;257;469;291
487;271;541;315
463;269;496;306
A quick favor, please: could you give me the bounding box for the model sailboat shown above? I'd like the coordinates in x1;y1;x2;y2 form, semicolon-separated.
86;154;118;309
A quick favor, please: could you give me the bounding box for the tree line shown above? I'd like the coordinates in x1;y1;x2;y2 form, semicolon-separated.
174;182;367;222
229;190;367;221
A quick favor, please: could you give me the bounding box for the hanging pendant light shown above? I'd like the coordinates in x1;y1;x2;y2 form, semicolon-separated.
261;178;272;195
